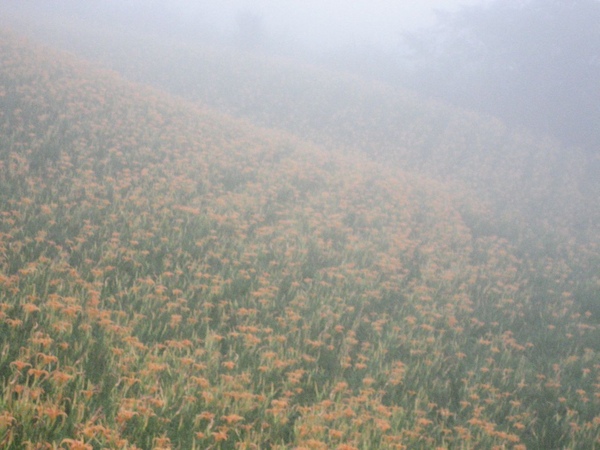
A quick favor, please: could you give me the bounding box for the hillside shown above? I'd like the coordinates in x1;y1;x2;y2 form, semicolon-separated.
3;9;599;250
0;30;599;450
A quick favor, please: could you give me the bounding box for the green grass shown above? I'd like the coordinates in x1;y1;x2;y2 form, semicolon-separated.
0;29;598;449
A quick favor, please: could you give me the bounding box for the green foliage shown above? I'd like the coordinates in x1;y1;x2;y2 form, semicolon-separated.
0;30;598;449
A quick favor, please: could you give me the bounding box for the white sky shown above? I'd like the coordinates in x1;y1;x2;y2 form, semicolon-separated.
171;0;492;49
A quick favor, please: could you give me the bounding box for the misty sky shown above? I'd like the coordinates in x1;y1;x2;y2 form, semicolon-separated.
170;0;492;50
2;0;492;52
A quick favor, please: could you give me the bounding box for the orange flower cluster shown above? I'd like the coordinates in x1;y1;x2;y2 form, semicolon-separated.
0;29;598;449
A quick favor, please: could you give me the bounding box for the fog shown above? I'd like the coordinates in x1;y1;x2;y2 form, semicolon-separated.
3;1;489;54
2;0;599;153
163;0;489;50
1;4;600;448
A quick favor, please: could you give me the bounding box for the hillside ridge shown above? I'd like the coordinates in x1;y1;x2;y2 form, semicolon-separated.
0;29;598;449
3;10;599;249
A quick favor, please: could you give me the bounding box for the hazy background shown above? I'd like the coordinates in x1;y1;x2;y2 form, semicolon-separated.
2;0;599;153
3;1;489;49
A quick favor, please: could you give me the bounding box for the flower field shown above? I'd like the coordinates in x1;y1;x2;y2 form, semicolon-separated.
7;12;598;250
0;30;599;449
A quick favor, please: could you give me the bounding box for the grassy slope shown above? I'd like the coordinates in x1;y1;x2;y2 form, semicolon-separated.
0;29;599;450
3;9;599;249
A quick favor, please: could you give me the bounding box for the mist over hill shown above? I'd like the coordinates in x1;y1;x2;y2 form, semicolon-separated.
3;0;598;155
397;0;600;155
0;5;599;449
2;5;599;250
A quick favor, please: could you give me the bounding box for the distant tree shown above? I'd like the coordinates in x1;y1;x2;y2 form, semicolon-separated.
400;0;600;152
